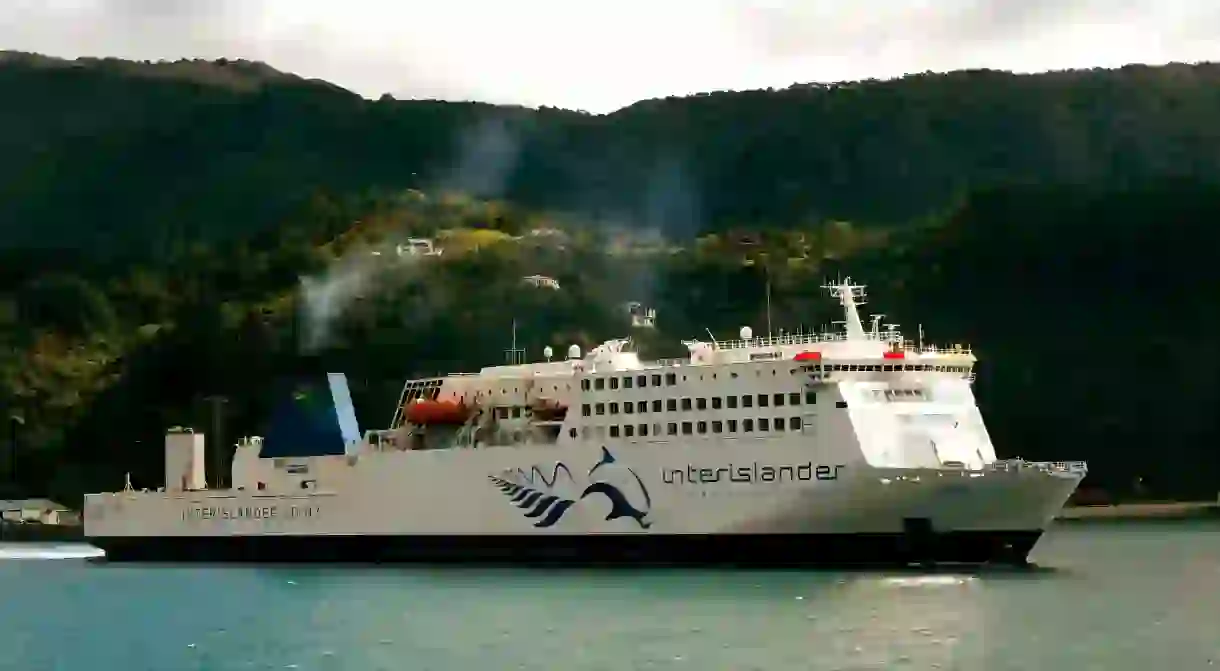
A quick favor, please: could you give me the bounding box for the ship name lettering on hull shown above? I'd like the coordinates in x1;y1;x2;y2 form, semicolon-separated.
181;504;321;521
661;462;846;485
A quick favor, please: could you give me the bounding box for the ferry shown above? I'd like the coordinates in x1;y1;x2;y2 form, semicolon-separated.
83;279;1087;566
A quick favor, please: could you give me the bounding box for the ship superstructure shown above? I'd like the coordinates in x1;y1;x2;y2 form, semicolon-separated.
84;279;1087;566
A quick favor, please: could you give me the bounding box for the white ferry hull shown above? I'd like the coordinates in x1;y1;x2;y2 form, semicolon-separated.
85;444;1081;566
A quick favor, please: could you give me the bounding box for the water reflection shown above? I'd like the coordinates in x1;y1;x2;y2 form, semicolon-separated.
0;542;104;560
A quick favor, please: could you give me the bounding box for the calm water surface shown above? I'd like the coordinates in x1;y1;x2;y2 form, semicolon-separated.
1;522;1218;670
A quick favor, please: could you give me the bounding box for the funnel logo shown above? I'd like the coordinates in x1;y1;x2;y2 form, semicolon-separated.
488;447;652;529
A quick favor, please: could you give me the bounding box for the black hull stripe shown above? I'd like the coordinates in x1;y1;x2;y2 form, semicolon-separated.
86;531;1043;567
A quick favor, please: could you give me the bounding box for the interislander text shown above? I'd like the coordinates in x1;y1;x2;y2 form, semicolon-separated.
181;504;321;522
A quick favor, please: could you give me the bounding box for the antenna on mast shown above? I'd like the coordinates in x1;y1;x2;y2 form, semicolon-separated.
505;318;526;365
764;261;773;340
918;324;924;352
821;276;868;341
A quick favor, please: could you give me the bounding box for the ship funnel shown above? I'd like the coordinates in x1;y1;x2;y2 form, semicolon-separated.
261;373;362;459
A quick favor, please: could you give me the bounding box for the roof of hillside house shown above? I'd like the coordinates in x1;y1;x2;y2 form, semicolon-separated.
0;499;70;512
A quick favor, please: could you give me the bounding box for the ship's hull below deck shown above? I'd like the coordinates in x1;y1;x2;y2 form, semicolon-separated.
86;529;1043;567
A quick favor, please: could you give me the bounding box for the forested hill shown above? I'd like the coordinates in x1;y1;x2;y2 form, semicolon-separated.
0;53;1218;504
6;54;1220;260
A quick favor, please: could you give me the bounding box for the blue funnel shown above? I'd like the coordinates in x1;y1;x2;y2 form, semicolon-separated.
260;373;362;458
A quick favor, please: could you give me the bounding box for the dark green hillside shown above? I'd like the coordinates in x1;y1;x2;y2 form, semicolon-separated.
0;53;1217;503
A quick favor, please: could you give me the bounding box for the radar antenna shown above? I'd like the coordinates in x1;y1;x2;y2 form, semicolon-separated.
822;277;868;341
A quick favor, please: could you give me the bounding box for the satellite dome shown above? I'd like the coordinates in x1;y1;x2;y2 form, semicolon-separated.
543;345;554;360
740;326;753;340
567;344;582;359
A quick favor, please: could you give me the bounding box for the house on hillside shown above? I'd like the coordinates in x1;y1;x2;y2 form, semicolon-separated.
624;302;657;329
521;275;561;290
395;238;442;258
0;499;79;525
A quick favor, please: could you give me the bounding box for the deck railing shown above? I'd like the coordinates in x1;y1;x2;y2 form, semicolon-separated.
988;459;1089;475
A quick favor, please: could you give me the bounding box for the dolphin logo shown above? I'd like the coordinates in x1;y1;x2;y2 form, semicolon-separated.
489;447;653;530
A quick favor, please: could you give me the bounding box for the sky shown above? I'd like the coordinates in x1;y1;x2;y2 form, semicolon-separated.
3;0;1219;113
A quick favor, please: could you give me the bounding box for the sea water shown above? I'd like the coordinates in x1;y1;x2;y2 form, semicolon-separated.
0;522;1217;670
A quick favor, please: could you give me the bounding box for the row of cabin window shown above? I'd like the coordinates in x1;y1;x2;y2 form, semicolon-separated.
818;364;970;373
581;391;816;418
580;364;971;393
582;372;677;392
577;416;805;440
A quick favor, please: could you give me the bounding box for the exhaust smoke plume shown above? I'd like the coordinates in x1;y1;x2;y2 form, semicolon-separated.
297;115;528;353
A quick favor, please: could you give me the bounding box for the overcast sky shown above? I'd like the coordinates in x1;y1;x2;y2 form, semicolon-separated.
3;0;1218;113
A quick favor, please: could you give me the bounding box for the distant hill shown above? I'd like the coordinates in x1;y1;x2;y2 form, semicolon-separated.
5;55;1220;261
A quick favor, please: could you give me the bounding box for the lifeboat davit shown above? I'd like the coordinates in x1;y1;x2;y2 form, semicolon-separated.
405;399;474;425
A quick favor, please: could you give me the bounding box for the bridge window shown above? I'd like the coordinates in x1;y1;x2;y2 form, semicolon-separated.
727;419;738;433
697;421;707;434
712;420;723;434
667;399;678;412
788;392;800;405
665;373;677;386
790;417;801;430
773;393;784;407
712;397;722;410
652;400;662;412
667;422;678;435
696;397;707;411
759;418;770;431
681;421;693;435
595;403;605;415
727;396;738;409
757;394;769;407
595;378;605;390
610;426;620;438
681;398;692;411
609;402;619;414
774;418;785;431
743;419;754;432
582;404;591;417
742;395;753;408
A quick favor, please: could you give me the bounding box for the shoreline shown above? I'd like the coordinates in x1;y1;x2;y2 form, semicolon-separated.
1056;501;1220;523
0;522;84;543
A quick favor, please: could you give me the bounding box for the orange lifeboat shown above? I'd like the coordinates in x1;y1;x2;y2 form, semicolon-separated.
405;399;475;425
529;398;568;422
